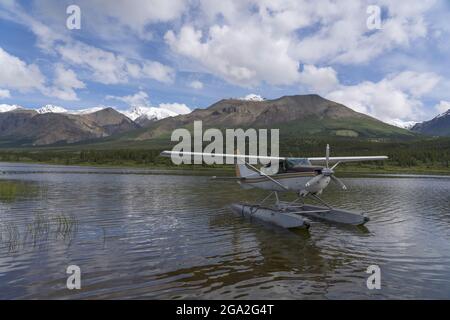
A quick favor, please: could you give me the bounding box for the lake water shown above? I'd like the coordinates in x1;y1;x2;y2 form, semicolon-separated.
0;162;450;299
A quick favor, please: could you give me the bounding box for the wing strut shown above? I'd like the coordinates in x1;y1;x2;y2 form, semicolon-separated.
243;160;289;191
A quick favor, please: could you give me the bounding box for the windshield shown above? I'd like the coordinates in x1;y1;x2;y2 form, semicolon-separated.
286;158;312;169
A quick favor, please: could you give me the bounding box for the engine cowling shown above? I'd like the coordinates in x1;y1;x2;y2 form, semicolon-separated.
304;174;331;194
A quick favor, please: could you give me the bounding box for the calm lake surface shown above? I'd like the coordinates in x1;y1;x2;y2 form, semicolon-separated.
0;162;450;299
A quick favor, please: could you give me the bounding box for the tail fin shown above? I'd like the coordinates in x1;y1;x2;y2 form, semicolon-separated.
235;160;257;178
235;150;256;178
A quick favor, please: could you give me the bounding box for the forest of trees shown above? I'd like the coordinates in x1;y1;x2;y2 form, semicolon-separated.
0;137;449;172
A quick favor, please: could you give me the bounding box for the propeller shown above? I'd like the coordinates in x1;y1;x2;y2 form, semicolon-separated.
331;175;347;190
305;144;347;194
324;144;347;190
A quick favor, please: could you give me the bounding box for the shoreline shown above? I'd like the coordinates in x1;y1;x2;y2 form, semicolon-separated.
1;159;449;176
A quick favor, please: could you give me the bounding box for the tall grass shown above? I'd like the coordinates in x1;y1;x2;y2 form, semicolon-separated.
0;213;78;252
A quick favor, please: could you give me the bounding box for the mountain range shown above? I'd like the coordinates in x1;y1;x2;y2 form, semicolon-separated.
0;103;185;146
0;95;449;147
127;94;414;142
0;104;180;121
0;107;139;146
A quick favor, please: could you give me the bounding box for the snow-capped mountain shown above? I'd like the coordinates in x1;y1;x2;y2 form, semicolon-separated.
121;106;178;121
387;119;418;130
411;109;450;136
36;104;68;114
436;109;450;119
0;103;188;122
37;105;109;115
239;94;265;102
0;104;22;112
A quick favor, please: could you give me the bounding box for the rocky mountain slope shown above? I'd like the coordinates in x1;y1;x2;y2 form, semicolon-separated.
411;109;450;136
0;108;138;146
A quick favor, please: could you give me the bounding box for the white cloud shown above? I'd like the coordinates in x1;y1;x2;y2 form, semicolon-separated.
189;80;203;89
57;42;174;85
57;43;128;84
326;71;440;122
159;103;191;114
164;0;436;86
44;64;85;101
435;100;450;114
141;61;174;84
70;107;106;115
293;1;433;65
165;24;300;86
298;65;339;94
0;2;175;86
106;91;192;117
107;91;150;106
387;71;440;97
0;1;63;52
0;47;86;101
0;47;45;92
73;0;187;39
0;89;11;99
53;65;85;90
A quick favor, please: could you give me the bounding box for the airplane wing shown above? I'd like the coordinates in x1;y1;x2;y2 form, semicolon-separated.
160;151;388;164
307;156;388;164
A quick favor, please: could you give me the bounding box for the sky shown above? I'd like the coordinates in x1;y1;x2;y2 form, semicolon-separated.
0;0;450;124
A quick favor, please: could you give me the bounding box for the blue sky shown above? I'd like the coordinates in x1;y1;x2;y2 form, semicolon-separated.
0;0;450;124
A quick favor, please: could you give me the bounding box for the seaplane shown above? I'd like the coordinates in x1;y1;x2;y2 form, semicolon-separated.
161;145;387;230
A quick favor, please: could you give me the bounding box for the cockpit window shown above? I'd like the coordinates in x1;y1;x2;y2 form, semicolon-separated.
286;158;312;169
260;158;313;174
